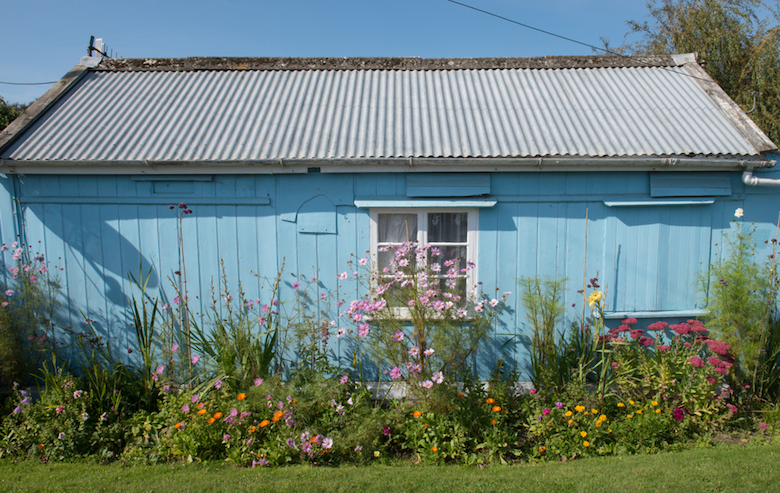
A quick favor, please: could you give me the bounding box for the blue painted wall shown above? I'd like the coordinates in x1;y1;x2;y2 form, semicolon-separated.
3;168;779;378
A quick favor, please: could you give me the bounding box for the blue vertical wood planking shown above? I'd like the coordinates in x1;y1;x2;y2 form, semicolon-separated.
2;170;779;376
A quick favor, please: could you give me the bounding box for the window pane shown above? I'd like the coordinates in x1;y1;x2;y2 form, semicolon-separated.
431;245;467;270
378;214;418;243
428;212;467;242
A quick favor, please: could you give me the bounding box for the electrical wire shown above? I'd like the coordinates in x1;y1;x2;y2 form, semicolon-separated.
445;0;713;83
0;80;57;86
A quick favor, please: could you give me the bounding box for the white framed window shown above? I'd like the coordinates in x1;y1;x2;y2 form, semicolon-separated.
369;209;479;302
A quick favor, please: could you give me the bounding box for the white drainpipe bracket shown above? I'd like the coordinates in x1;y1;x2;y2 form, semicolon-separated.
743;168;780;187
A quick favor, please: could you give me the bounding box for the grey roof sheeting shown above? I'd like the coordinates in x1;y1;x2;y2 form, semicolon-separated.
1;55;775;164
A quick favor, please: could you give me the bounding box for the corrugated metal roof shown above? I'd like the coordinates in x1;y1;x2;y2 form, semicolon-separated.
1;63;770;161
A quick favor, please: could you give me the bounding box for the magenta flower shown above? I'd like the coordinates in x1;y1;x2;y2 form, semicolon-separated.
191;354;200;364
688;356;705;368
155;365;165;374
389;366;402;379
56;405;64;414
214;379;222;389
254;378;263;386
223;434;231;442
171;343;179;352
181;404;190;413
638;336;655;347
292;282;300;290
555;401;564;409
542;408;550;416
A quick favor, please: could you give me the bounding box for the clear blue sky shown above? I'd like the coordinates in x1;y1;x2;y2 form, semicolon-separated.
1;0;652;104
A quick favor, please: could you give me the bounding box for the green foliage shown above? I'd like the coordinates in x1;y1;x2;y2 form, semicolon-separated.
129;266;160;395
622;0;780;144
0;96;26;132
702;219;778;386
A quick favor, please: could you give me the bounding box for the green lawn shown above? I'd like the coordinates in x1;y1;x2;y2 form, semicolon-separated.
2;442;778;493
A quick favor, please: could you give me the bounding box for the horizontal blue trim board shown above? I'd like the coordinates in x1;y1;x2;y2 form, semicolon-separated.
17;196;271;206
603;198;715;207
354;199;497;208
491;194;740;203
406;173;491;197
130;175;214;182
604;310;706;320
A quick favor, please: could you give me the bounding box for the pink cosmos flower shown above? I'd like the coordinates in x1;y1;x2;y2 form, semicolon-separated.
322;437;333;449
408;346;419;356
191;354;200;364
340;375;349;384
432;371;444;384
4;289;13;296
393;331;405;342
421;380;433;389
156;365;165;374
171;343;179;352
292;282;300;290
423;348;435;356
214;379;222;389
389;366;402;379
254;378;263;386
181;404;190;413
339;272;348;280
358;323;370;337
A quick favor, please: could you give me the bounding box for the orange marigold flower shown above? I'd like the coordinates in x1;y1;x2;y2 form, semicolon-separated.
174;422;182;429
237;393;246;401
538;446;546;454
491;419;497;425
565;411;572;417
423;423;429;428
272;410;284;422
628;400;635;405
208;418;215;424
413;411;422;418
198;409;207;415
432;446;438;452
213;412;223;420
575;405;585;413
655;409;661;414
248;426;257;433
617;403;625;408
456;393;464;398
583;441;590;447
636;409;643;414
486;398;495;404
492;406;501;412
259;420;270;427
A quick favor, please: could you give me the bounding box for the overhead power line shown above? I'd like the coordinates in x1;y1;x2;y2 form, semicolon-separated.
0;80;58;86
445;0;713;83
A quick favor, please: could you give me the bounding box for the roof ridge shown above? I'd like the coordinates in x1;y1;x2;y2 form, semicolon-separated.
96;55;683;72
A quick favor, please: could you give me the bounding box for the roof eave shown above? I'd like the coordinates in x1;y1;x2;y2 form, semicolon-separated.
0;156;774;175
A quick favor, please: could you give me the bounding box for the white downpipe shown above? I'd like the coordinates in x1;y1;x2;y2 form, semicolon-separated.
743;168;780;187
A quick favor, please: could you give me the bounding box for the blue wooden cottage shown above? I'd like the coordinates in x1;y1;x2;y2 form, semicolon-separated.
0;52;778;376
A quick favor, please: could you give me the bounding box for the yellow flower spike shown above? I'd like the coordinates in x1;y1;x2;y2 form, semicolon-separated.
617;403;625;408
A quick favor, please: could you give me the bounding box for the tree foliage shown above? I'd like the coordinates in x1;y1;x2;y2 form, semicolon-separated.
0;96;27;132
622;0;780;145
